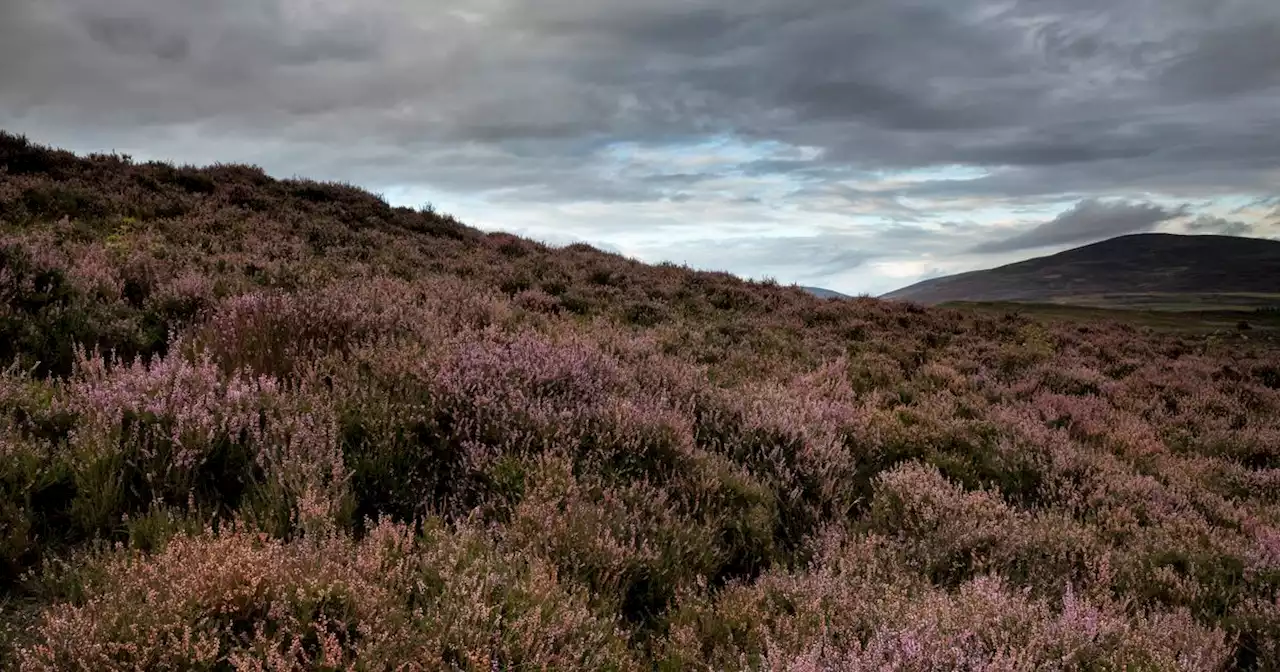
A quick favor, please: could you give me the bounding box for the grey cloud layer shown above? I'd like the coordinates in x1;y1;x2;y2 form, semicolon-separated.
971;199;1183;253
2;0;1278;288
1186;215;1258;237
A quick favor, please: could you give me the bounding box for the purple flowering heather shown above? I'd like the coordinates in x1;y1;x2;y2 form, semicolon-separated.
2;134;1278;670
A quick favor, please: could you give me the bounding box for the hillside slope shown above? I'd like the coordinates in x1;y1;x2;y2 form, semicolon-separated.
882;233;1280;307
3;132;1280;670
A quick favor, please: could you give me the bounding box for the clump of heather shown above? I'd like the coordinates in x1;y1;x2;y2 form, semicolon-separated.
4;131;1280;669
18;520;635;671
663;532;1232;671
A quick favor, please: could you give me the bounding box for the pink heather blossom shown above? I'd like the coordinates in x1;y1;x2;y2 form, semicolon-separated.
6;137;1280;671
66;344;279;468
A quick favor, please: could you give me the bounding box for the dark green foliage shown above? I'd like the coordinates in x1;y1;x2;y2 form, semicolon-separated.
339;402;479;528
491;234;531;258
289;180;353;204
499;273;534;296
69;415;266;537
20;185;110;221
691;406;826;564
1252;364;1280;389
0;132;82;179
0;245;191;379
1118;546;1255;624
707;286;756;312
558;289;594;315
701;470;777;588
0;445;75;586
172;169;217;195
0;246;103;378
917;429;1047;507
589;268;620;287
623;300;666;327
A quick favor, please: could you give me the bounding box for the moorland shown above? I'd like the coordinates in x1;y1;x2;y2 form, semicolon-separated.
1;132;1278;670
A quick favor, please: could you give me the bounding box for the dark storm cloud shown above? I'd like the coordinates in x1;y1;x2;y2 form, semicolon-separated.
2;0;1278;291
1187;216;1257;237
5;0;1278;171
1155;21;1280;99
81;15;193;62
970;199;1184;253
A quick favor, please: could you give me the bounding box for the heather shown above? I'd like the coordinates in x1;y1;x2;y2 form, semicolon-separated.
1;132;1278;670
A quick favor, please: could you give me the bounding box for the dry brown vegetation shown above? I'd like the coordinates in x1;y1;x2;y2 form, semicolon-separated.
1;131;1278;670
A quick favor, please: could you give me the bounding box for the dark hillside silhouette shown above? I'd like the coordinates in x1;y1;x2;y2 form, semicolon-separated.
884;233;1280;307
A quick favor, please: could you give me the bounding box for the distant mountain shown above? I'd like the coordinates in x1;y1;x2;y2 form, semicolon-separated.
881;233;1280;308
801;286;852;299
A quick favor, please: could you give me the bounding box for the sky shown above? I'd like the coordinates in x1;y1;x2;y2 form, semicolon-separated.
2;0;1278;296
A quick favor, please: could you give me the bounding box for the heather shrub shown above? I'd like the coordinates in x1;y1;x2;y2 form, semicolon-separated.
0;439;83;590
868;461;1019;587
1109;522;1258;620
845;351;903;394
691;456;780;587
1230;596;1280;670
338;377;490;526
691;396;831;560
999;510;1108;598
0;132;84;179
558;287;596;315
0;436;46;582
0;244;122;378
339;329;640;524
0;369;79;580
512;287;561;314
847;398;1047;510
1032;361;1107;397
194;290;357;377
191;277;486;376
623;299;668;327
18;184;110;222
1252;364;1280;390
40;343;358;545
7;135;1280;670
571;398;696;484
568;399;783;589
61;346;273;525
507;457;725;640
245;392;352;537
19;520;636;671
663;534;1232;671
